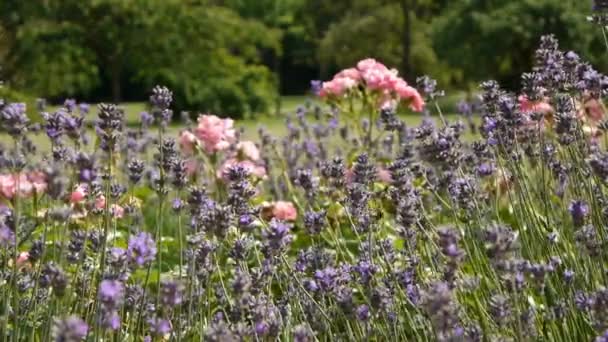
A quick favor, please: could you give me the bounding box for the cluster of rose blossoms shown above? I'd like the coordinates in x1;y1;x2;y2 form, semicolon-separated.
316;58;425;112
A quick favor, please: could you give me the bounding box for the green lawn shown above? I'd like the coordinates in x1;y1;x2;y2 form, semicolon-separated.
9;95;470;153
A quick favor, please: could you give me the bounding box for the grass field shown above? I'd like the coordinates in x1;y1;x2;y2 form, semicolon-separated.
5;95;469;153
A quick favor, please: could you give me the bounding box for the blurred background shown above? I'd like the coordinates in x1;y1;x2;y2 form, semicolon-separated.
0;0;603;119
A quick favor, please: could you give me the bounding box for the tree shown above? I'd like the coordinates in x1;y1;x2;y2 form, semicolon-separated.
0;0;281;117
317;0;453;83
433;0;606;89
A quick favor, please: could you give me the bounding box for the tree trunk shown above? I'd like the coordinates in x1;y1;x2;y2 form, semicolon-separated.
111;61;121;103
401;0;414;83
274;50;282;116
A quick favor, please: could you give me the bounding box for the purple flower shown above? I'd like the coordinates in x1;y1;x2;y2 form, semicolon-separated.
328;117;339;129
568;200;589;226
148;317;172;336
304;210;326;235
239;214;254;228
64;99;77;112
0;225;14;247
262;219;293;254
172;198;183;212
140;111;153;127
98;280;124;307
255;321;269;336
127;232;157;266
293;324;314;342
456;99;472;116
356;304;370;321
52;316;88;341
314;267;338;291
79;103;90;115
353;260;378;286
1;102;29;136
100;311;121;331
476;163;494;177
160;279;184;307
310;80;322;95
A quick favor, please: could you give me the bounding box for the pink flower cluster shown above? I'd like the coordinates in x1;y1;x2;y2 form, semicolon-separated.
0;172;47;200
179;115;236;155
70;184;124;219
319;58;425;112
261;201;298;221
518;94;606;139
178;115;266;180
217;141;266;180
518;95;554;117
271;201;297;221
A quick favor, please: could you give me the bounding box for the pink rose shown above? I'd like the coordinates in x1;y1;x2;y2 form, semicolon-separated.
185;159;199;177
178;130;198;155
335;68;362;81
409;94;425;112
0;174;16;199
110;204;124;219
518;95;553;115
356;58;387;72
394;81;425;112
361;68;385;90
583;98;606;123
194;115;237;153
28;171;47;194
237;141;261;161
376;168;393;183
345;168;354;185
0;174;34;200
70;184;88;204
95;195;106;210
17;174;34;198
218;158;266;180
16;252;29;267
320;79;346;97
272;201;297;221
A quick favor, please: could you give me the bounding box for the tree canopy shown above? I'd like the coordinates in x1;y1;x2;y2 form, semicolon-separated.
0;0;604;116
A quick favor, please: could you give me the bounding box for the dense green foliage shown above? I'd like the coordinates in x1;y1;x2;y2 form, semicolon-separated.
0;0;604;116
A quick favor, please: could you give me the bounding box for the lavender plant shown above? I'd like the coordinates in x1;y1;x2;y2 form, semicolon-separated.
2;8;608;341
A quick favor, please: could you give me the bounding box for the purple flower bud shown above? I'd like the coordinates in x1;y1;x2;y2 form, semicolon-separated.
568;200;589;226
148;317;172;336
52;316;88;341
310;80;322;95
356;304;370;321
127;232;157;267
98;280;124;307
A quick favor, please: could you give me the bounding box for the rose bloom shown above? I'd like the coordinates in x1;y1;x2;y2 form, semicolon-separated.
271;201;297;221
376;168;393;184
320;77;357;97
16;251;30;268
184;159;200;177
217;158;266;180
110;204;125;219
178;130;198;155
0;174;34;200
335;68;361;81
28;171;47;194
357;58;388;73
581;97;606;123
394;80;425;112
70;184;88;203
95;195;106;210
194;115;237;153
237;141;261;161
518;95;554;115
